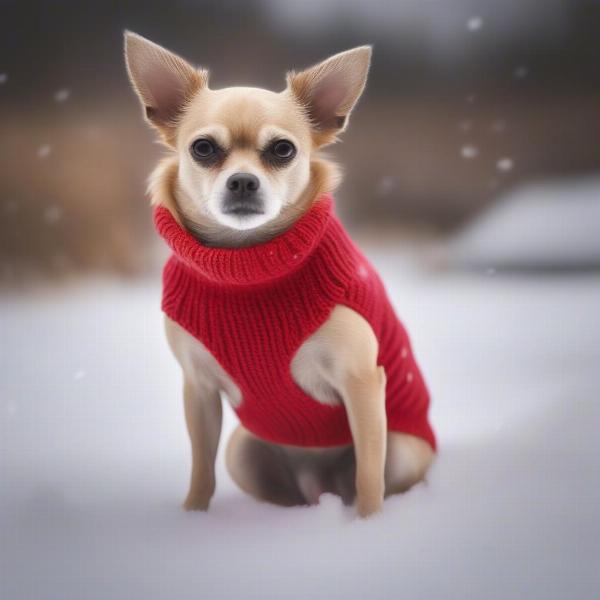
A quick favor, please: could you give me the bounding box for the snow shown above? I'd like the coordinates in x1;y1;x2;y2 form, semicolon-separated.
53;88;71;103
491;119;507;133
513;66;529;79
466;17;483;32
461;144;479;159
496;157;514;172
73;369;87;381
449;176;600;270
1;256;600;598
37;144;52;159
376;175;396;196
43;205;62;225
458;119;473;132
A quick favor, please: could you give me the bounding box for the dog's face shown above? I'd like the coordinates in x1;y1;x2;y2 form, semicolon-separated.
125;32;371;244
175;86;313;232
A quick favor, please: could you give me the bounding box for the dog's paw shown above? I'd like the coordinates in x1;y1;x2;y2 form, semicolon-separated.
182;494;211;512
356;495;384;519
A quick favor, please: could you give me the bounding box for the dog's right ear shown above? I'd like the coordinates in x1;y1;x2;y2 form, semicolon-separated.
286;46;371;147
124;31;208;146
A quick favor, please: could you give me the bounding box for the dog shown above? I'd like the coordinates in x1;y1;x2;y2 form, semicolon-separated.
124;31;435;518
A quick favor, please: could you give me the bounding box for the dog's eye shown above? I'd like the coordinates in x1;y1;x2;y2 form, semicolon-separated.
271;140;296;160
191;138;216;159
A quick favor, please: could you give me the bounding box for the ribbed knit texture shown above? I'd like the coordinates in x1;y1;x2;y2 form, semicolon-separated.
155;195;436;450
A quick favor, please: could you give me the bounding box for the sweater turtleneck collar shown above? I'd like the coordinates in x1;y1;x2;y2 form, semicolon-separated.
153;194;334;287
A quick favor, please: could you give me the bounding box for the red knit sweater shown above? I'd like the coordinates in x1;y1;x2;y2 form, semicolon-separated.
154;195;436;450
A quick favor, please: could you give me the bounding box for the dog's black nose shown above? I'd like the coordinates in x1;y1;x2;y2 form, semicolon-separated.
222;172;263;216
226;173;260;197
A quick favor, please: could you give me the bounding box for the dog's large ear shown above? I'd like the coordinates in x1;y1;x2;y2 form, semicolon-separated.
124;31;208;146
286;46;371;145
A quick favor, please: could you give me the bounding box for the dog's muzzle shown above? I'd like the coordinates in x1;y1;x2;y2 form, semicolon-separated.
222;172;264;216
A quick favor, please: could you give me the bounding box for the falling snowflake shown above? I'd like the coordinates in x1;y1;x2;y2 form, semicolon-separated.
357;264;369;279
466;17;483;32
44;205;62;225
73;370;87;381
465;94;476;104
0;73;7;84
406;372;414;383
401;346;408;359
485;267;496;276
461;145;479;159
491;119;506;133
377;175;396;196
497;158;514;172
458;119;473;132
54;88;71;102
37;144;52;158
513;66;529;79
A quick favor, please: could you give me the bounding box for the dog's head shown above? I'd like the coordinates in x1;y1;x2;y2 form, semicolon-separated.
124;32;371;245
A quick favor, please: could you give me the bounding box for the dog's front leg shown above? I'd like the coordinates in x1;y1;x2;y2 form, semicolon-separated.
292;305;388;518
343;366;387;518
182;378;222;511
166;317;225;511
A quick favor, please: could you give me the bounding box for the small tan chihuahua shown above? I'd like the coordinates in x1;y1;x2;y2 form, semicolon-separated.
125;31;435;518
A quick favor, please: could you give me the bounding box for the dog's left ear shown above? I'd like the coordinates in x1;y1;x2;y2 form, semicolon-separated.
124;31;208;146
286;46;371;145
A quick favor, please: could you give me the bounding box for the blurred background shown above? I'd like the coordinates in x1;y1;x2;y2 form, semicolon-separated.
1;0;599;282
2;3;600;599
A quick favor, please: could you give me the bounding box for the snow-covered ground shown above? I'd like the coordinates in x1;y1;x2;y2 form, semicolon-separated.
449;177;600;271
1;257;599;599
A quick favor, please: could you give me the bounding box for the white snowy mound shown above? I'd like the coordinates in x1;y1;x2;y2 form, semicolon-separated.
449;176;600;271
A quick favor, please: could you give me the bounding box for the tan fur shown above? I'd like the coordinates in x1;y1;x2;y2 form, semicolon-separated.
166;308;434;517
293;306;387;516
287;46;372;146
147;156;181;223
147;152;339;247
126;33;433;517
125;31;352;247
124;31;208;146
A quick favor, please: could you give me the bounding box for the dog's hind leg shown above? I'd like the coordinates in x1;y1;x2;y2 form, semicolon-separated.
225;426;434;508
384;432;434;496
226;425;360;508
225;425;308;507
